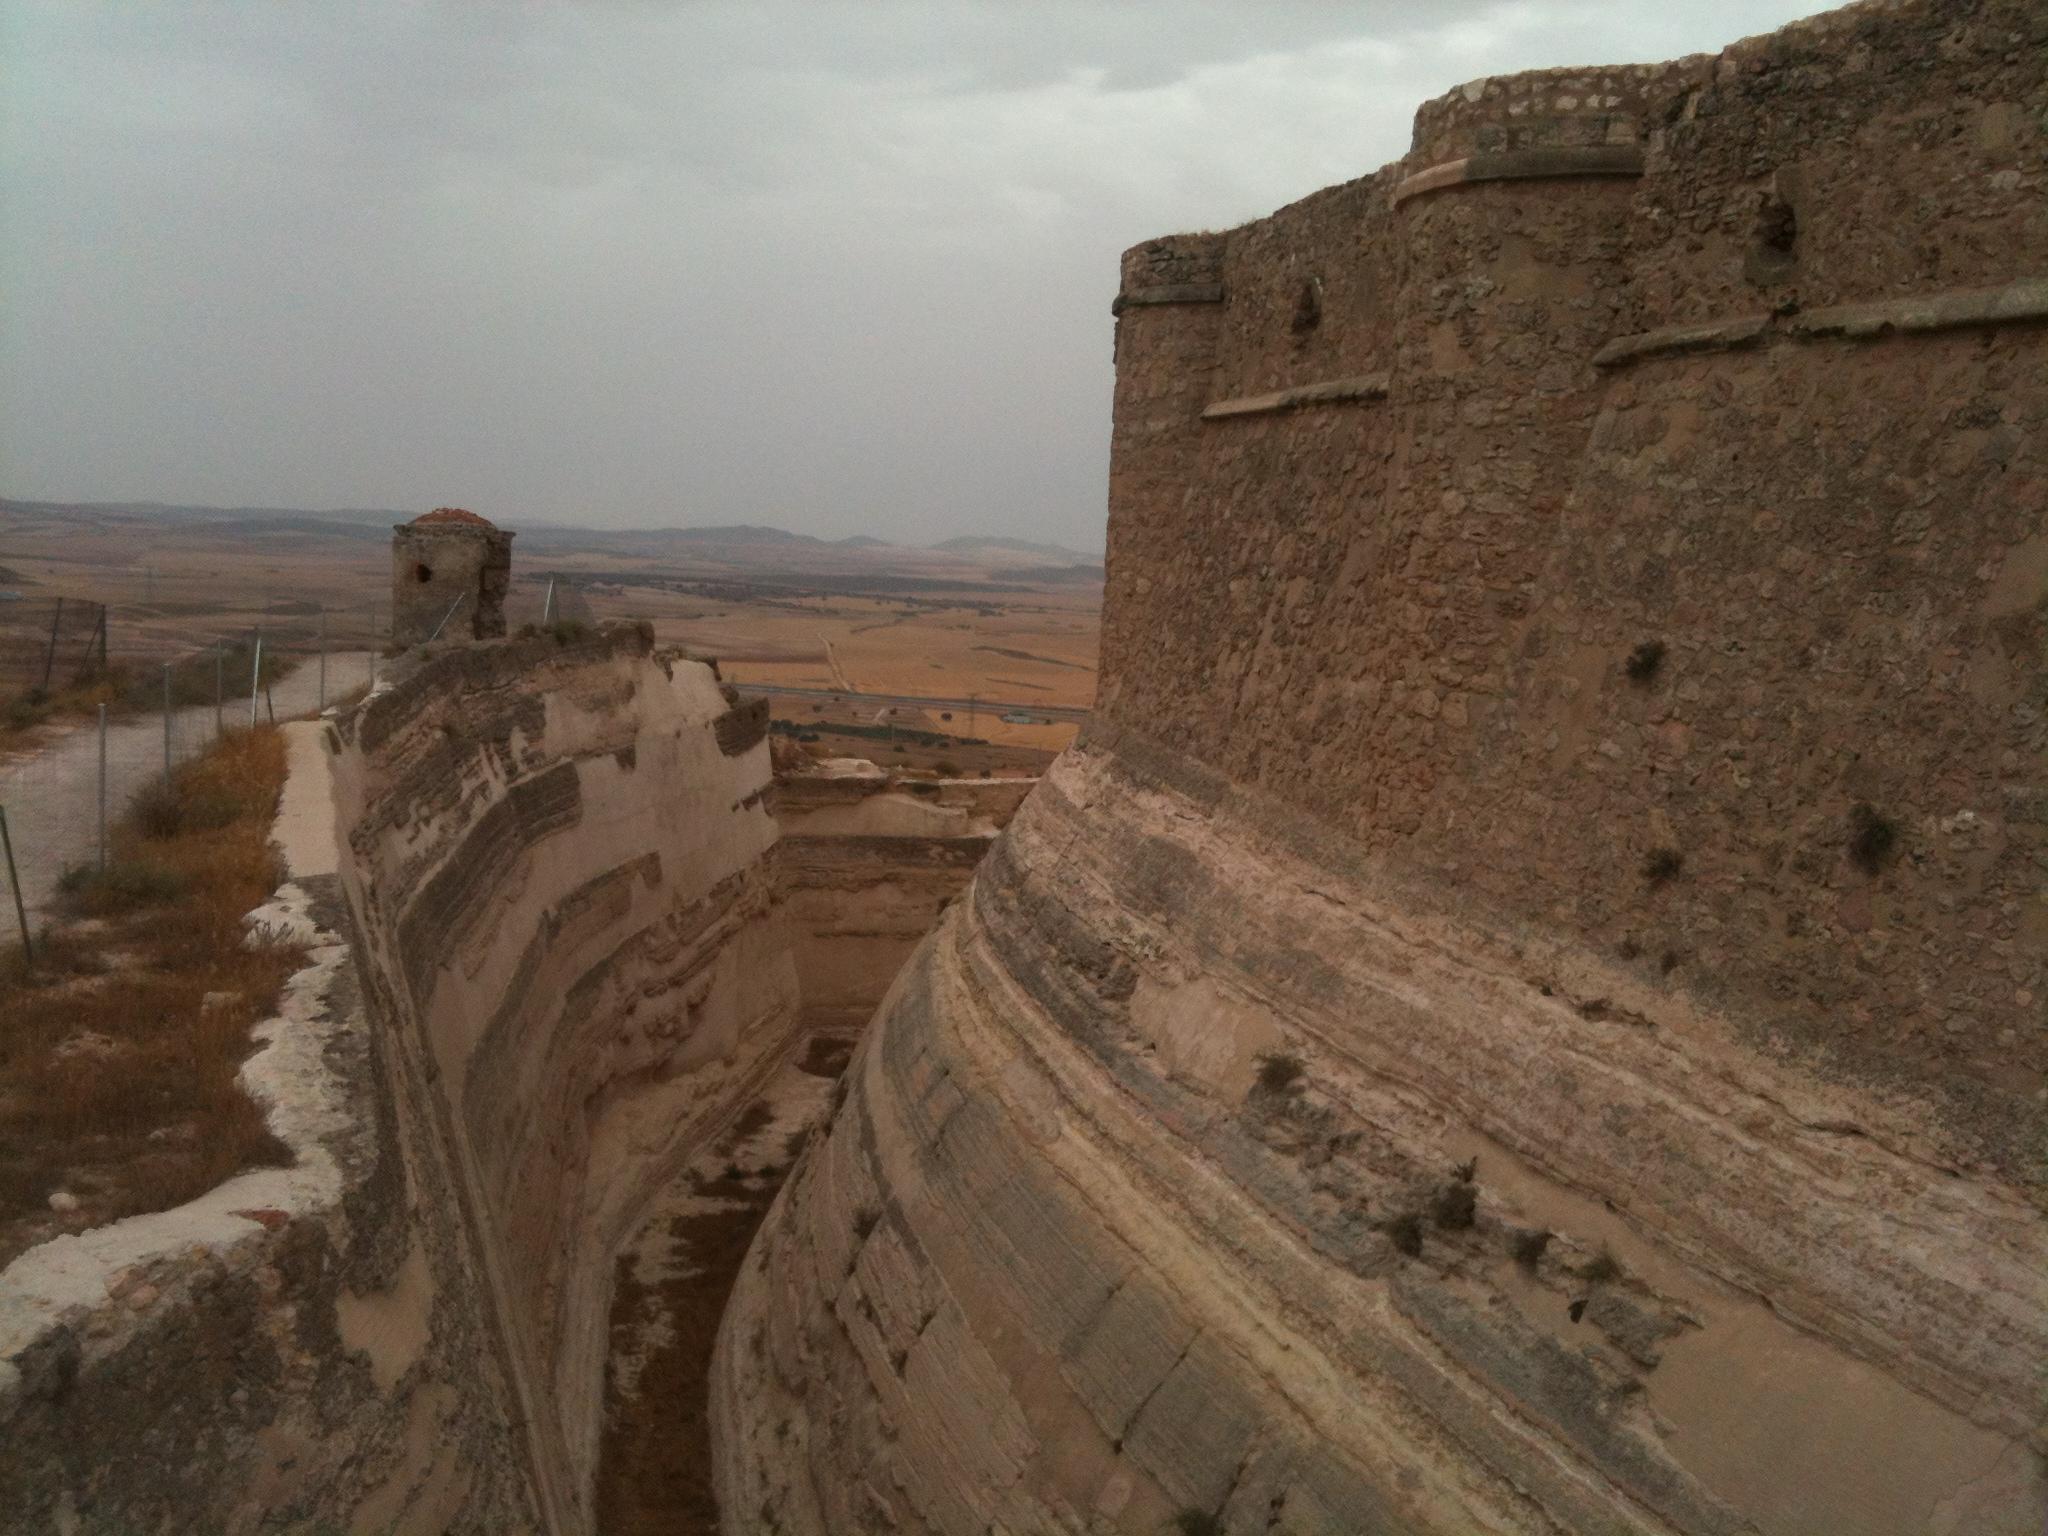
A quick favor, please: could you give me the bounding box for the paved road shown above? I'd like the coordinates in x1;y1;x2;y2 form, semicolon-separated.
0;652;371;926
738;682;1091;724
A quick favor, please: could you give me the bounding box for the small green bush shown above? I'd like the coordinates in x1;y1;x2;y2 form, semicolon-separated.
128;778;243;840
1510;1228;1552;1271
1254;1053;1305;1095
1430;1181;1477;1230
1642;847;1684;885
57;859;189;913
1384;1210;1424;1257
3;695;51;731
1171;1512;1222;1536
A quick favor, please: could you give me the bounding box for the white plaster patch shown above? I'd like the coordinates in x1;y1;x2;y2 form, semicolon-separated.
0;769;359;1384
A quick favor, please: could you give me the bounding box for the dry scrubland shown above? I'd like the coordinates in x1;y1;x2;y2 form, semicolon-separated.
0;639;293;759
0;502;1099;767
0;726;298;1264
534;565;1096;763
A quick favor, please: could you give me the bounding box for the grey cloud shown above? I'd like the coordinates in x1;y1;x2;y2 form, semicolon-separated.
1;0;1829;549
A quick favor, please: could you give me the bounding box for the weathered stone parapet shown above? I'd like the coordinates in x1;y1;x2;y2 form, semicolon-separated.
1389;144;1644;208
1117;232;1225;296
1408;59;1702;163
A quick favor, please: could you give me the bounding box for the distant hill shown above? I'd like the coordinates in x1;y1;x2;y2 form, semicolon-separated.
930;535;1095;562
658;524;821;544
0;500;1103;583
0;497;412;529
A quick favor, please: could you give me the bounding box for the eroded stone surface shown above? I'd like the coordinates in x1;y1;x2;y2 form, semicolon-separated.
716;3;2048;1530
330;624;803;1532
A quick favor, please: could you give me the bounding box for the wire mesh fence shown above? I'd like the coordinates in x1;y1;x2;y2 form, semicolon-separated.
0;571;603;951
0;596;110;700
0;609;382;946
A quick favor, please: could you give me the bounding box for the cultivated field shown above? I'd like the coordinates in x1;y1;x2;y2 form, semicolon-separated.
0;501;1101;770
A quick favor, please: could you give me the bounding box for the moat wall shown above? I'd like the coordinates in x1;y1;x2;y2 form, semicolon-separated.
717;3;2046;1532
329;625;799;1533
0;627;1039;1533
771;766;1036;1037
0;723;542;1535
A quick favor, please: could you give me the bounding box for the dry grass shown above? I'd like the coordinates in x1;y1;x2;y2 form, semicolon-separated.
0;667;131;753
0;645;296;758
0;725;300;1265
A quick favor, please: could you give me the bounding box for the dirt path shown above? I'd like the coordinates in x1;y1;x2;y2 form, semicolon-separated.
817;632;855;693
0;652;371;927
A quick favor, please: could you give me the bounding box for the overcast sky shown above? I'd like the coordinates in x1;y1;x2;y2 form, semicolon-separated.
2;2;1829;551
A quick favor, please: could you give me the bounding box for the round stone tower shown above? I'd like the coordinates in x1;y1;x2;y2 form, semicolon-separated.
391;507;514;645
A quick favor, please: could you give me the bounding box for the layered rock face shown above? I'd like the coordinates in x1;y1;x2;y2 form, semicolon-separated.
771;765;1037;1037
714;5;2047;1532
332;626;799;1532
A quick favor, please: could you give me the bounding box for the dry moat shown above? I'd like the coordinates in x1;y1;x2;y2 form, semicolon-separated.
3;1;2045;1531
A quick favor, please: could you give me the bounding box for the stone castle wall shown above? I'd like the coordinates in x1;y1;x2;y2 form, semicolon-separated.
769;768;1037;1037
1100;0;2046;1162
719;3;2047;1532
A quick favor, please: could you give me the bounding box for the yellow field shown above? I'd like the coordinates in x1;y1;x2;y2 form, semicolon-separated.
0;506;1101;763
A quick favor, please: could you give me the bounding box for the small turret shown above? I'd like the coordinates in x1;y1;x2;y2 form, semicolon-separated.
391;507;513;645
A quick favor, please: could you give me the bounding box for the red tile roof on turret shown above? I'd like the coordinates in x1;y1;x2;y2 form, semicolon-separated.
410;506;497;529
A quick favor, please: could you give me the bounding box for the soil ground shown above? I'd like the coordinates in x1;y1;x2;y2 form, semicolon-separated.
594;1033;853;1534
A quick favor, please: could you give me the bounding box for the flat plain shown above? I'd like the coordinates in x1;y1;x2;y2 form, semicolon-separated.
0;501;1100;770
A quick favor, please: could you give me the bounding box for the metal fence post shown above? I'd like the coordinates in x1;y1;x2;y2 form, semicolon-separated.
215;650;224;738
162;661;173;780
0;804;31;970
318;608;327;710
40;597;63;694
427;592;465;644
98;703;107;872
249;631;263;728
